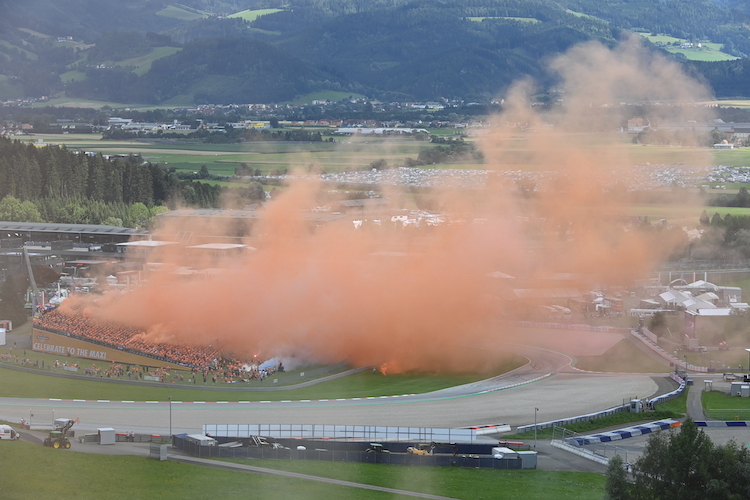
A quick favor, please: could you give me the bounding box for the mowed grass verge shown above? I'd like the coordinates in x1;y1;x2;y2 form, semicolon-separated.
0;440;606;500
702;390;750;420
218;459;607;500
504;392;688;442
0;440;415;500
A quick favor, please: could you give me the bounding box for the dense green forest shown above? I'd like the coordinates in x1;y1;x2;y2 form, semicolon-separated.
2;0;750;104
66;36;352;104
0;137;222;227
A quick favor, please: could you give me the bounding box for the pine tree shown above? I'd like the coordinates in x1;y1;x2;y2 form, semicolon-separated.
604;454;631;500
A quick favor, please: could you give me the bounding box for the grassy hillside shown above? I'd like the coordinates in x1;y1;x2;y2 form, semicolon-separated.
118;46;182;75
156;4;209;21
641;34;738;62
4;0;750;103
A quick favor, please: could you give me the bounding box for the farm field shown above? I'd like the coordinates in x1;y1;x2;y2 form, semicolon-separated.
714;147;750;168
628;203;750;227
20;134;436;175
706;99;750;108
229;8;284;22
283;90;367;104
641;34;738;61
31;97;163;110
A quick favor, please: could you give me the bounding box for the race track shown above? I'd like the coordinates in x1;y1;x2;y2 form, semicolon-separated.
0;329;673;435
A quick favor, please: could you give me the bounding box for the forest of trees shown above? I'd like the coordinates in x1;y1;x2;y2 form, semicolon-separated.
0;136;222;227
605;419;750;500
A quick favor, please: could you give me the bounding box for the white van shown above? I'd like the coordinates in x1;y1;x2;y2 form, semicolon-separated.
0;424;20;440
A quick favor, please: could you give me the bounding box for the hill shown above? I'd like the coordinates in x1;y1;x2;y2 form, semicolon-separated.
1;0;750;103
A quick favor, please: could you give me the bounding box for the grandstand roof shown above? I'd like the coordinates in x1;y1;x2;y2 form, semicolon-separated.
0;221;147;236
157;208;347;223
186;243;249;250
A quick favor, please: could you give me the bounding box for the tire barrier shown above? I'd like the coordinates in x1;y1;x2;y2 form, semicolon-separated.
563;419;681;447
517;374;686;435
696;421;749;427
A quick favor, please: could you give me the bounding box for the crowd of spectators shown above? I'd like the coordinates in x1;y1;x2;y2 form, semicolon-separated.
31;308;290;385
0;352;39;368
35;308;229;371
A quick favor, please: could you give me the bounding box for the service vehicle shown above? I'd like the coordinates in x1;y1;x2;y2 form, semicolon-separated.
0;424;20;440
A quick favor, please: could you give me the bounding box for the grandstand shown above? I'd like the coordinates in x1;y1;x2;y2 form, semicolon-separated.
33;308;279;382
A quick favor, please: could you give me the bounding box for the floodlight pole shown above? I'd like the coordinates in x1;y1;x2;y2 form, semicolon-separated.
169;395;172;445
534;407;539;450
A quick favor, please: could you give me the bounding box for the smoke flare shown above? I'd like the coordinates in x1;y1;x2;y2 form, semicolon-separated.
63;37;713;373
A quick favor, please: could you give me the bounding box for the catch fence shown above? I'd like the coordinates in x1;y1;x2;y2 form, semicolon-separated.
172;434;531;470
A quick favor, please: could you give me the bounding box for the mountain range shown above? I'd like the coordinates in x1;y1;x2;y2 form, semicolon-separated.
2;0;750;104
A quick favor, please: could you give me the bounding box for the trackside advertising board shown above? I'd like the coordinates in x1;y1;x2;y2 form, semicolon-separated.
32;328;188;370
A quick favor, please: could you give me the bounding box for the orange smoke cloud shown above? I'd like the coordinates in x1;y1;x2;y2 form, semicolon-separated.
67;37;713;372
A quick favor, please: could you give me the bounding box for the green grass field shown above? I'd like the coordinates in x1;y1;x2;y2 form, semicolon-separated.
714;147;750;167
467;17;540;23
702;390;750;420
0;440;607;500
225;460;607;500
156;5;208;21
566;10;606;22
118;46;182;76
31;97;163;110
284;90;367;104
229;8;283;22
60;70;87;84
19;134;434;175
